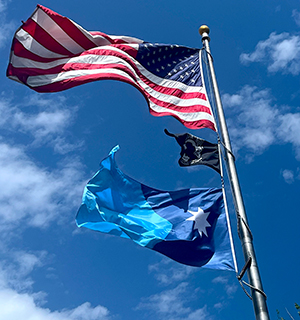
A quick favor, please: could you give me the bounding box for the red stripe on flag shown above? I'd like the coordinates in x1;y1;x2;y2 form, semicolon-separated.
22;19;74;56
11;39;70;62
108;44;138;59
88;31;119;45
37;4;100;50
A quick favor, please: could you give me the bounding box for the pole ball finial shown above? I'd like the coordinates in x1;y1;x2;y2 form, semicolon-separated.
199;25;210;36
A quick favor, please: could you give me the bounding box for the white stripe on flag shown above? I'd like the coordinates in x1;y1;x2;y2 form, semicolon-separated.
108;35;144;44
15;29;68;58
26;68;136;87
32;8;86;54
149;102;215;122
72;21;112;47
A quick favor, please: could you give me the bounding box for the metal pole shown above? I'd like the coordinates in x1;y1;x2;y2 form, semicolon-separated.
199;25;270;320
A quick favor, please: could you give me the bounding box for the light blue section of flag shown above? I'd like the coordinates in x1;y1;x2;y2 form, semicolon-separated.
76;146;173;247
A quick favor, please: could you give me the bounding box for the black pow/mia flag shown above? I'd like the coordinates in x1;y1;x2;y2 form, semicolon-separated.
164;129;220;174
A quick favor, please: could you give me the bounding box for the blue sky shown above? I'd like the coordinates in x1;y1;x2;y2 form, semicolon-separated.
0;0;300;319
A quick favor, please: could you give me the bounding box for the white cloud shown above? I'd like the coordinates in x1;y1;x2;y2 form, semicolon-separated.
0;20;15;48
0;0;16;49
223;86;276;156
0;95;82;154
0;142;86;231
212;276;237;296
0;249;111;320
136;282;211;320
240;32;300;75
58;302;110;320
148;258;197;285
0;289;111;320
0;250;48;291
137;283;190;315
213;302;223;309
282;169;294;184
222;85;300;160
12;251;46;277
277;113;300;159
184;307;210;320
212;276;227;284
13;108;71;139
292;9;300;27
0;0;6;12
275;5;281;12
0;94;87;232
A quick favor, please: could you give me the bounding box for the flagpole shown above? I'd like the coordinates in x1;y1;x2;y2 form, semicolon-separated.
199;25;270;320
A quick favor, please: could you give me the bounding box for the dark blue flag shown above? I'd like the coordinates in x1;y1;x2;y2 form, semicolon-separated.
76;146;234;270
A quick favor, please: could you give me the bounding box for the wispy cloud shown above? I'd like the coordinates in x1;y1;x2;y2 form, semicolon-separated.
0;95;83;154
0;0;6;12
0;249;112;320
0;93;88;232
281;168;300;184
223;85;300;161
240;32;300;75
0;249;47;291
0;288;111;320
148;258;198;285
0;142;86;231
0;0;16;49
136;282;211;320
292;9;300;27
212;276;237;297
281;169;295;184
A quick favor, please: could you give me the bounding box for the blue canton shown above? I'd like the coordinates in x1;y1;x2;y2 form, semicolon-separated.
136;43;202;86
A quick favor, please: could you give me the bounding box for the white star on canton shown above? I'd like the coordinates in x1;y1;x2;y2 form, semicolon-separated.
186;208;211;237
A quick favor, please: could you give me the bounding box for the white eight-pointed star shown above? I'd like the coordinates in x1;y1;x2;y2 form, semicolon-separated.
186;207;211;237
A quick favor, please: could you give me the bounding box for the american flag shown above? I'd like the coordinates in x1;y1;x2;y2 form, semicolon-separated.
7;5;216;130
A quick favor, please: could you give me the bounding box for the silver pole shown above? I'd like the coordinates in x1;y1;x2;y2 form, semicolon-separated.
199;25;270;320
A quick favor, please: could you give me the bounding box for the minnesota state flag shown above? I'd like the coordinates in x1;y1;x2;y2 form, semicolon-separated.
76;146;234;270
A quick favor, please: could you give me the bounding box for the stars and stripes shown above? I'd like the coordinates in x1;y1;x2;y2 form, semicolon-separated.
7;5;216;130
